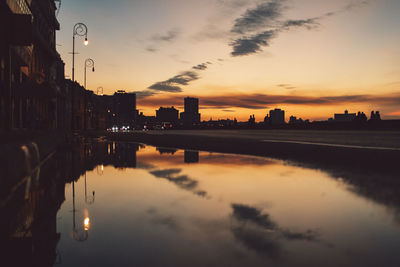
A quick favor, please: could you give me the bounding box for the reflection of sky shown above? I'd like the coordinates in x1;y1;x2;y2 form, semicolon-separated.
56;145;400;266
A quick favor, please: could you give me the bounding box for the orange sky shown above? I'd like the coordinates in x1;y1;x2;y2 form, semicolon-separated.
56;0;400;121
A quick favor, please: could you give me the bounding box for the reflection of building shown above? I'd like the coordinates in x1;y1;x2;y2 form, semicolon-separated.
180;97;200;125
334;110;356;122
156;106;178;124
157;147;177;155
269;108;285;124
184;150;199;163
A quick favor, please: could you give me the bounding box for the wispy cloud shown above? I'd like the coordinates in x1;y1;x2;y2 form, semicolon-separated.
147;62;212;93
231;0;284;34
145;28;180;52
229;0;372;56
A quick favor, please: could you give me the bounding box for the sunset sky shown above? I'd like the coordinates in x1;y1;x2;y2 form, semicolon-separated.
56;0;400;121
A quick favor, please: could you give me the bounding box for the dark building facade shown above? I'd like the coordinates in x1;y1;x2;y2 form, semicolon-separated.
103;90;136;128
269;108;285;124
180;97;200;125
156;106;178;124
0;0;65;130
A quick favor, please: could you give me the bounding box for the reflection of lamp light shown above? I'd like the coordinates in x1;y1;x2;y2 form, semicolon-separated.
84;217;90;230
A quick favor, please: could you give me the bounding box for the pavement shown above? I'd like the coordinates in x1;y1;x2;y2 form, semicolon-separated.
140;129;400;150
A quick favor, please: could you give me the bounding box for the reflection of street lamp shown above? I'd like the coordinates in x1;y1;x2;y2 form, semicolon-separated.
84;172;95;204
84;58;95;89
71;181;89;241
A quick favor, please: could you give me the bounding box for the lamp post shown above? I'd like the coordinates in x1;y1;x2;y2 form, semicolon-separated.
72;23;88;82
71;23;88;130
84;58;95;89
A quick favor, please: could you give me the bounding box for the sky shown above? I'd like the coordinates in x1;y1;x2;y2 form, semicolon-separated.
56;0;400;121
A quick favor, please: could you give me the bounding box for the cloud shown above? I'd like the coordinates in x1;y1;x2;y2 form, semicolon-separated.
192;63;208;70
229;0;372;56
277;84;296;90
231;0;284;34
148;71;199;92
231;30;277;56
133;90;159;99
144;28;180;53
138;92;400;110
282;18;320;30
150;29;180;42
230;203;320;259
149;168;209;198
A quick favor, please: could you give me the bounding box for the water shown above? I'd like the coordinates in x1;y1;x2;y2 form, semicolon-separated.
3;141;400;266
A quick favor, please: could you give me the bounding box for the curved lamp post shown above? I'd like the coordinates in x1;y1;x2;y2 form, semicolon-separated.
84;58;95;89
72;23;88;82
71;23;88;130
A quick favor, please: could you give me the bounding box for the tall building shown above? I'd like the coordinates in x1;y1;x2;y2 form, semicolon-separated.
334;110;356;122
156;106;179;124
104;90;136;128
180;97;200;125
269;108;285;124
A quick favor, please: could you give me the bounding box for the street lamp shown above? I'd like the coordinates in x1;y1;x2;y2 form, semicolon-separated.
72;23;88;82
84;58;95;89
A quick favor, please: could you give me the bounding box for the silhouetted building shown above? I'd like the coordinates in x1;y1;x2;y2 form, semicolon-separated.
289;116;305;124
184;150;199;163
103;90;136;128
180;97;200;125
370;111;381;121
354;111;367;122
334;110;356;122
156;106;179;124
269;108;285;124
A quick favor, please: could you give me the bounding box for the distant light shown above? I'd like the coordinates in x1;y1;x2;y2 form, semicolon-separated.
84;38;89;46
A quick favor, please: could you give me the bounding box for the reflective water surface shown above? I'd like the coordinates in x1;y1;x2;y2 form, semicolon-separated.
2;140;400;267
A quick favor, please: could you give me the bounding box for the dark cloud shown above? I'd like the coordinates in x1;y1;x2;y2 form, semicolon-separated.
229;0;372;56
133;90;159;99
282;18;320;30
230;203;320;259
231;30;277;56
231;0;284;34
149;168;208;198
148;71;199;92
232;204;276;229
138;92;400;110
151;29;180;42
192;63;208;70
277;84;296;90
148;82;182;92
144;29;180;53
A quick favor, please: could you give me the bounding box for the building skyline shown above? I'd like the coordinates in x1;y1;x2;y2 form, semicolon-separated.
55;0;400;121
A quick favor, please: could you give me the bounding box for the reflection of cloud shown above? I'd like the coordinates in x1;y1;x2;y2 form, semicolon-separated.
231;203;320;259
149;168;209;198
